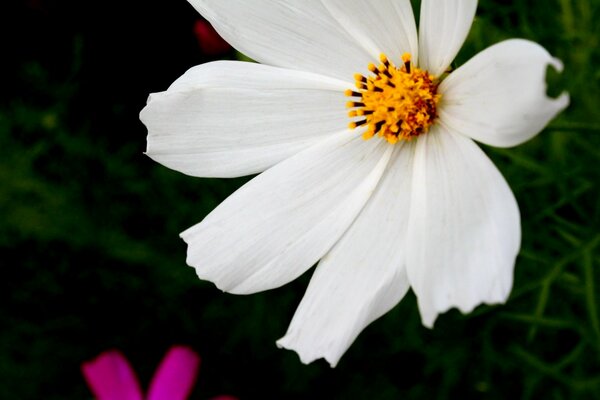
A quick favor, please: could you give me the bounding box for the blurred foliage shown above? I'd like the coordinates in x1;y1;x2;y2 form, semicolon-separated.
1;0;600;399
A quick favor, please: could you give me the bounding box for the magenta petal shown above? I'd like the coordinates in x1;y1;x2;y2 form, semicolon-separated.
146;345;201;400
81;350;143;400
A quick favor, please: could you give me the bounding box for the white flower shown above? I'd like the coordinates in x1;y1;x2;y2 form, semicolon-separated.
140;0;569;367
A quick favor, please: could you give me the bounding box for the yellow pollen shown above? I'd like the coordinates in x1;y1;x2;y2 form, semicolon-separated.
346;53;441;144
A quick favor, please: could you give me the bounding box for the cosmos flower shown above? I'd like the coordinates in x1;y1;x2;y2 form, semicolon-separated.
140;0;569;366
81;346;236;400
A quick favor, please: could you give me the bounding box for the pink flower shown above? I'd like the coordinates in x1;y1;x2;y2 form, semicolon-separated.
81;345;236;400
193;19;231;55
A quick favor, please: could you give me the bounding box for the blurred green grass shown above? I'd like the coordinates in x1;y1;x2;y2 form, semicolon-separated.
1;0;599;399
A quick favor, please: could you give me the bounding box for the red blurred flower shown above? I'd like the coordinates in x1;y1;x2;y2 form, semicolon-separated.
193;19;231;55
81;345;237;400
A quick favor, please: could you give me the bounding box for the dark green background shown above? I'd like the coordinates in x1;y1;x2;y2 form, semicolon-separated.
2;0;599;398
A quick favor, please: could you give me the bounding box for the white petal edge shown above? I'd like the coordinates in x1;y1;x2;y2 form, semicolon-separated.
187;0;373;80
141;61;350;178
277;142;415;367
320;0;418;65
406;125;520;328
438;39;570;148
181;132;393;294
418;0;477;77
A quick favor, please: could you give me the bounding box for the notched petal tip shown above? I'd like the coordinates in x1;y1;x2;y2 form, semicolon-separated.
439;39;570;148
551;91;570;114
545;56;570;104
549;56;564;73
417;281;513;330
180;230;271;296
139;93;159;122
419;309;436;330
275;337;339;368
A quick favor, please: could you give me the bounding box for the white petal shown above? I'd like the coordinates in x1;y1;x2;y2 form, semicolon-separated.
277;142;415;367
418;0;477;76
406;126;520;328
165;60;349;92
438;39;570;148
320;0;418;64
187;0;372;80
141;61;349;178
181;132;393;294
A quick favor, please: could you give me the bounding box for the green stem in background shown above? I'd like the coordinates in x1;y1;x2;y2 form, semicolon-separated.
525;239;596;343
547;122;600;133
511;344;600;392
559;0;575;38
527;280;550;343
583;237;600;348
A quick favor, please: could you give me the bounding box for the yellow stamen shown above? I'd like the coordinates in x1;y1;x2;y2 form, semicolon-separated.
346;53;441;144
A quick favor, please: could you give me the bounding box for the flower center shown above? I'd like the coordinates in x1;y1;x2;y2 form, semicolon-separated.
345;53;441;144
